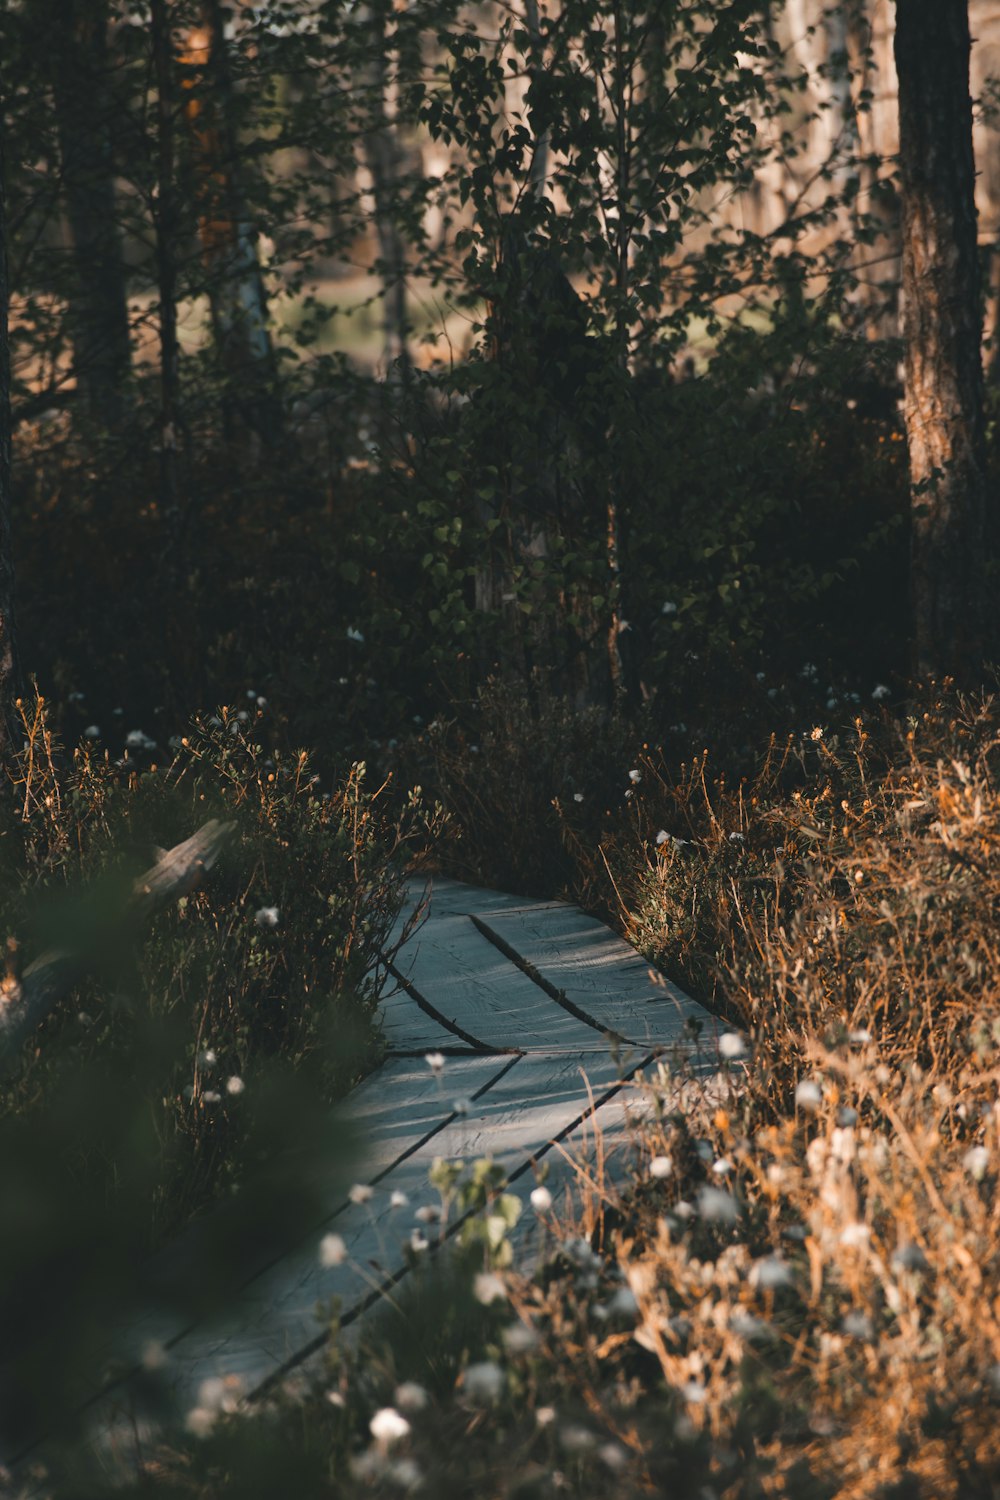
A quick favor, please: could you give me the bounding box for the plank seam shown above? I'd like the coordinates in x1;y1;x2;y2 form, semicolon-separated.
465;912;633;1048
248;1048;659;1401
384;958;518;1054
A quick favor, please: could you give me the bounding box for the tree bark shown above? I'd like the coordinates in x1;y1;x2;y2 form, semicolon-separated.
359;0;411;383
150;0;183;531
45;0;131;428
0;72;21;757
895;0;990;679
180;1;282;448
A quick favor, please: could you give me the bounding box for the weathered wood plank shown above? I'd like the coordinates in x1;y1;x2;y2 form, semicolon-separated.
471;903;714;1052
389;912;618;1053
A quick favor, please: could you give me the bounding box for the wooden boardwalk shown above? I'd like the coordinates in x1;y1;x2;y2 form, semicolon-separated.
12;875;724;1470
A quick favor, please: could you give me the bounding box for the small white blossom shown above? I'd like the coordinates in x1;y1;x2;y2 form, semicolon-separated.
559;1424;596;1453
414;1204;441;1223
536;1406;556;1427
871;684;891;701
628;768;642;783
126;729;157;752
682;1380;707;1404
573;792;584;803
185;1406;217;1438
464;1361;504;1403
424;1052;445;1072
346;627;365;643
964;1144;990;1181
226;1075;244;1096
712;1156;734;1176
606;1286;639;1318
842;1310;874;1340
795;1079;823;1112
649;1154;673;1179
749;1255;793;1291
849;1028;872;1045
473;1271;506;1305
84;725;101;740
530;1185;553;1213
598;1442;629;1473
718;1032;746;1060
349;1183;374;1205
369;1407;410;1445
255;906;279;929
386;1457;422;1490
451;1097;472;1115
661;601;678;615
696;1185;739;1224
198;1048;217;1069
409;1229;429;1253
320;1233;348;1268
839;1222;870;1248
502;1321;539;1354
390;1190;409;1209
202;1090;221;1104
655;829;669;846
394;1382;428;1413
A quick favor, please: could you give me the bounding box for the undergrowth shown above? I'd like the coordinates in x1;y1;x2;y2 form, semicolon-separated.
87;686;1000;1500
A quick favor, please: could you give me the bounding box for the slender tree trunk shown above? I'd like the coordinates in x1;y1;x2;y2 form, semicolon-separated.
359;0;410;382
46;0;131;427
0;78;22;757
895;0;990;679
180;1;282;447
150;0;182;531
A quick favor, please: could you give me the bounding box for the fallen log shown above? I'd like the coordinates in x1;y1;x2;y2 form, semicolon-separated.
0;818;235;1066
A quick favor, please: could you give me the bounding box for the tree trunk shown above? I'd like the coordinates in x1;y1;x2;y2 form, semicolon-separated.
150;0;182;532
359;1;411;382
895;0;990;680
46;0;131;428
180;1;282;448
0;79;21;758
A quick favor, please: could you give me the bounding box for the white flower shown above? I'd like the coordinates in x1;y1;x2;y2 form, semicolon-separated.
795;1079;823;1112
661;601;678;615
606;1286;639;1318
390;1190;409;1209
728;831;744;842
473;1271;506;1305
839;1222;869;1248
964;1144;990;1181
202;1090;221;1104
559;1424;596;1453
320;1233;348;1267
414;1204;441;1224
530;1185;553;1213
502;1322;539;1355
394;1382;428;1413
198;1048;217;1069
349;1183;374;1205
255;906;279;929
598;1442;628;1472
682;1380;707;1404
346;627;365;643
573;792;584;803
84;724;101;740
536;1405;556;1427
126;729;157;752
749;1255;793;1290
409;1229;429;1253
386;1457;422;1490
718;1032;746;1060
712;1156;734;1176
649;1154;673;1179
849;1028;872;1045
628;768;642;783
464;1361;504;1403
696;1185;739;1224
185;1406;217;1438
655;829;669;846
871;684;890;701
842;1309;873;1340
369;1407;410;1445
452;1097;472;1115
226;1075;244;1096
424;1052;445;1072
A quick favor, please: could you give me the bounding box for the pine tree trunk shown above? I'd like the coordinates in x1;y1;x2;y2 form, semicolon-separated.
181;1;282;448
0;85;22;757
46;0;131;427
895;0;990;679
150;0;182;531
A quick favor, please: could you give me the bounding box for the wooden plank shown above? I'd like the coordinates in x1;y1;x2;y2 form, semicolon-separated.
390;912;618;1053
92;1047;636;1434
471;903;716;1052
376;984;466;1054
